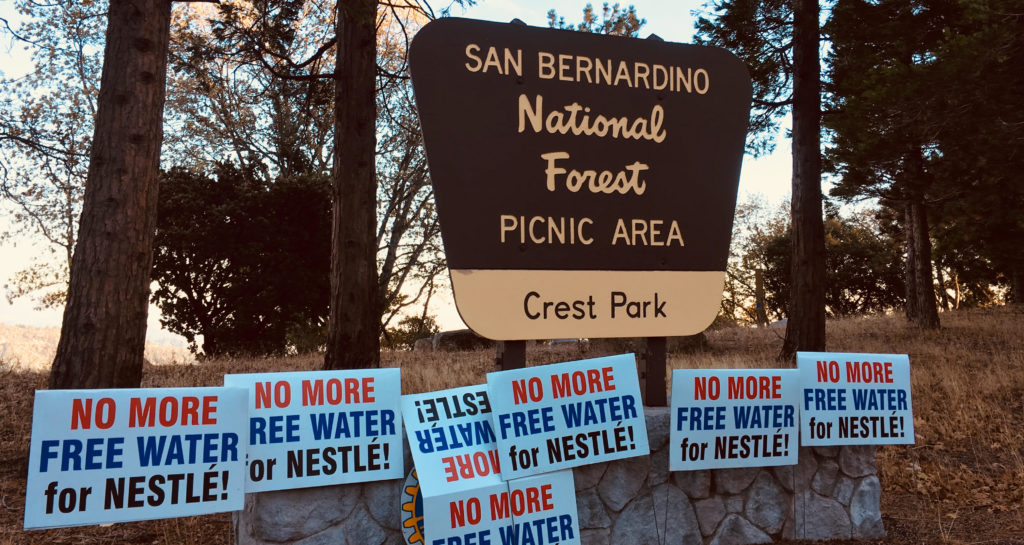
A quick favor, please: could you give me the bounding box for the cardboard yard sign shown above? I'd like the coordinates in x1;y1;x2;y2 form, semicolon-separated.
402;385;502;497
409;18;752;340
422;470;580;545
670;369;799;471
486;354;649;480
797;352;915;446
24;387;247;529
223;369;403;492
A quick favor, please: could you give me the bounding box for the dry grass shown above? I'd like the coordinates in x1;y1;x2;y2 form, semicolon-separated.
1;307;1023;544
0;323;191;372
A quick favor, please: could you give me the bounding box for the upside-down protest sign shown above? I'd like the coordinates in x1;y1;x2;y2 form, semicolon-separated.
24;387;247;529
402;385;502;497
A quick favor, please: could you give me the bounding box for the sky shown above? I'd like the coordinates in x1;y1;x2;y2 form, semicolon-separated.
0;0;792;339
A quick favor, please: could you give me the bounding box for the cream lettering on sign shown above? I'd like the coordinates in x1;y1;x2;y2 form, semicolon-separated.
499;214;594;245
518;95;666;143
464;44;523;76
533;51;710;94
538;51;556;79
611;219;684;247
541;152;648;196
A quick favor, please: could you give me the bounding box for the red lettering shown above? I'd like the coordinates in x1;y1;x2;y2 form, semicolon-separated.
129;397;156;427
727;375;781;399
489;492;511;520
202;395;218;424
71;398;116;430
550;366;616;399
817;360;840;383
302;379;324;406
127;395;217;427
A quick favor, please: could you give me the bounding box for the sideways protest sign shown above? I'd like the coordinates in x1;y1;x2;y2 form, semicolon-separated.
797;352;914;446
402;385;501;496
24;387;247;529
423;470;579;545
224;369;403;492
487;354;648;480
670;369;799;470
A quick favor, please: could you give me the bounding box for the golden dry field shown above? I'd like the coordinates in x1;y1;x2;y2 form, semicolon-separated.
1;307;1022;544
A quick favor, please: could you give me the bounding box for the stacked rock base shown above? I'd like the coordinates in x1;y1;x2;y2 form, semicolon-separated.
236;408;885;545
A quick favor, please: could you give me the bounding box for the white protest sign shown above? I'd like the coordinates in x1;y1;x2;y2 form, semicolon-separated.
798;352;914;445
505;470;581;545
402;385;501;497
422;470;580;545
487;354;649;480
24;387;247;529
670;369;799;470
224;369;403;492
423;481;513;545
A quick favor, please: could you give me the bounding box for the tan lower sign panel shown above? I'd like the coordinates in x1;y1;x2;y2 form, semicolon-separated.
450;269;725;340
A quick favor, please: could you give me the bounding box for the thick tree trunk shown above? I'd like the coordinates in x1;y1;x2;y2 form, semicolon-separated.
324;0;379;370
49;0;171;389
780;0;826;361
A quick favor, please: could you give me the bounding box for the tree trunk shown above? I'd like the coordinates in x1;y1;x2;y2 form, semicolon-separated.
953;270;961;309
755;269;769;326
904;194;940;328
324;0;379;370
904;146;940;329
903;200;919;320
1010;264;1023;305
780;0;826;361
935;258;950;311
49;0;171;389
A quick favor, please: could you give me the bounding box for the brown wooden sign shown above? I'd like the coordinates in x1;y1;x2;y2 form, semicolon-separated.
409;18;751;340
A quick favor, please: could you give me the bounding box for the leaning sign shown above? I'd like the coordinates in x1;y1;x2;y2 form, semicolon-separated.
24;388;247;529
409;18;751;339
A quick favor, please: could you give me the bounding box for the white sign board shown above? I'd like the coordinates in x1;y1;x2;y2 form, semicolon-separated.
24;387;247;529
670;369;799;470
224;369;403;492
797;352;914;445
422;470;580;545
487;354;649;480
402;385;502;497
423;481;513;545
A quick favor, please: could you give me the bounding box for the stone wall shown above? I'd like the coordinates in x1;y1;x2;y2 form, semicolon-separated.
236;408;884;545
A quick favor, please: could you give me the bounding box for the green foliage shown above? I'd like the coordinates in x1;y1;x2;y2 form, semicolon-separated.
152;163;331;357
724;198;904;323
547;3;646;37
694;0;791;156
381;314;440;351
825;0;1024;305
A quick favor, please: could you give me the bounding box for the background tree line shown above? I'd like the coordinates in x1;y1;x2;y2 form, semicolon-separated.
0;0;1020;374
698;0;1022;345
